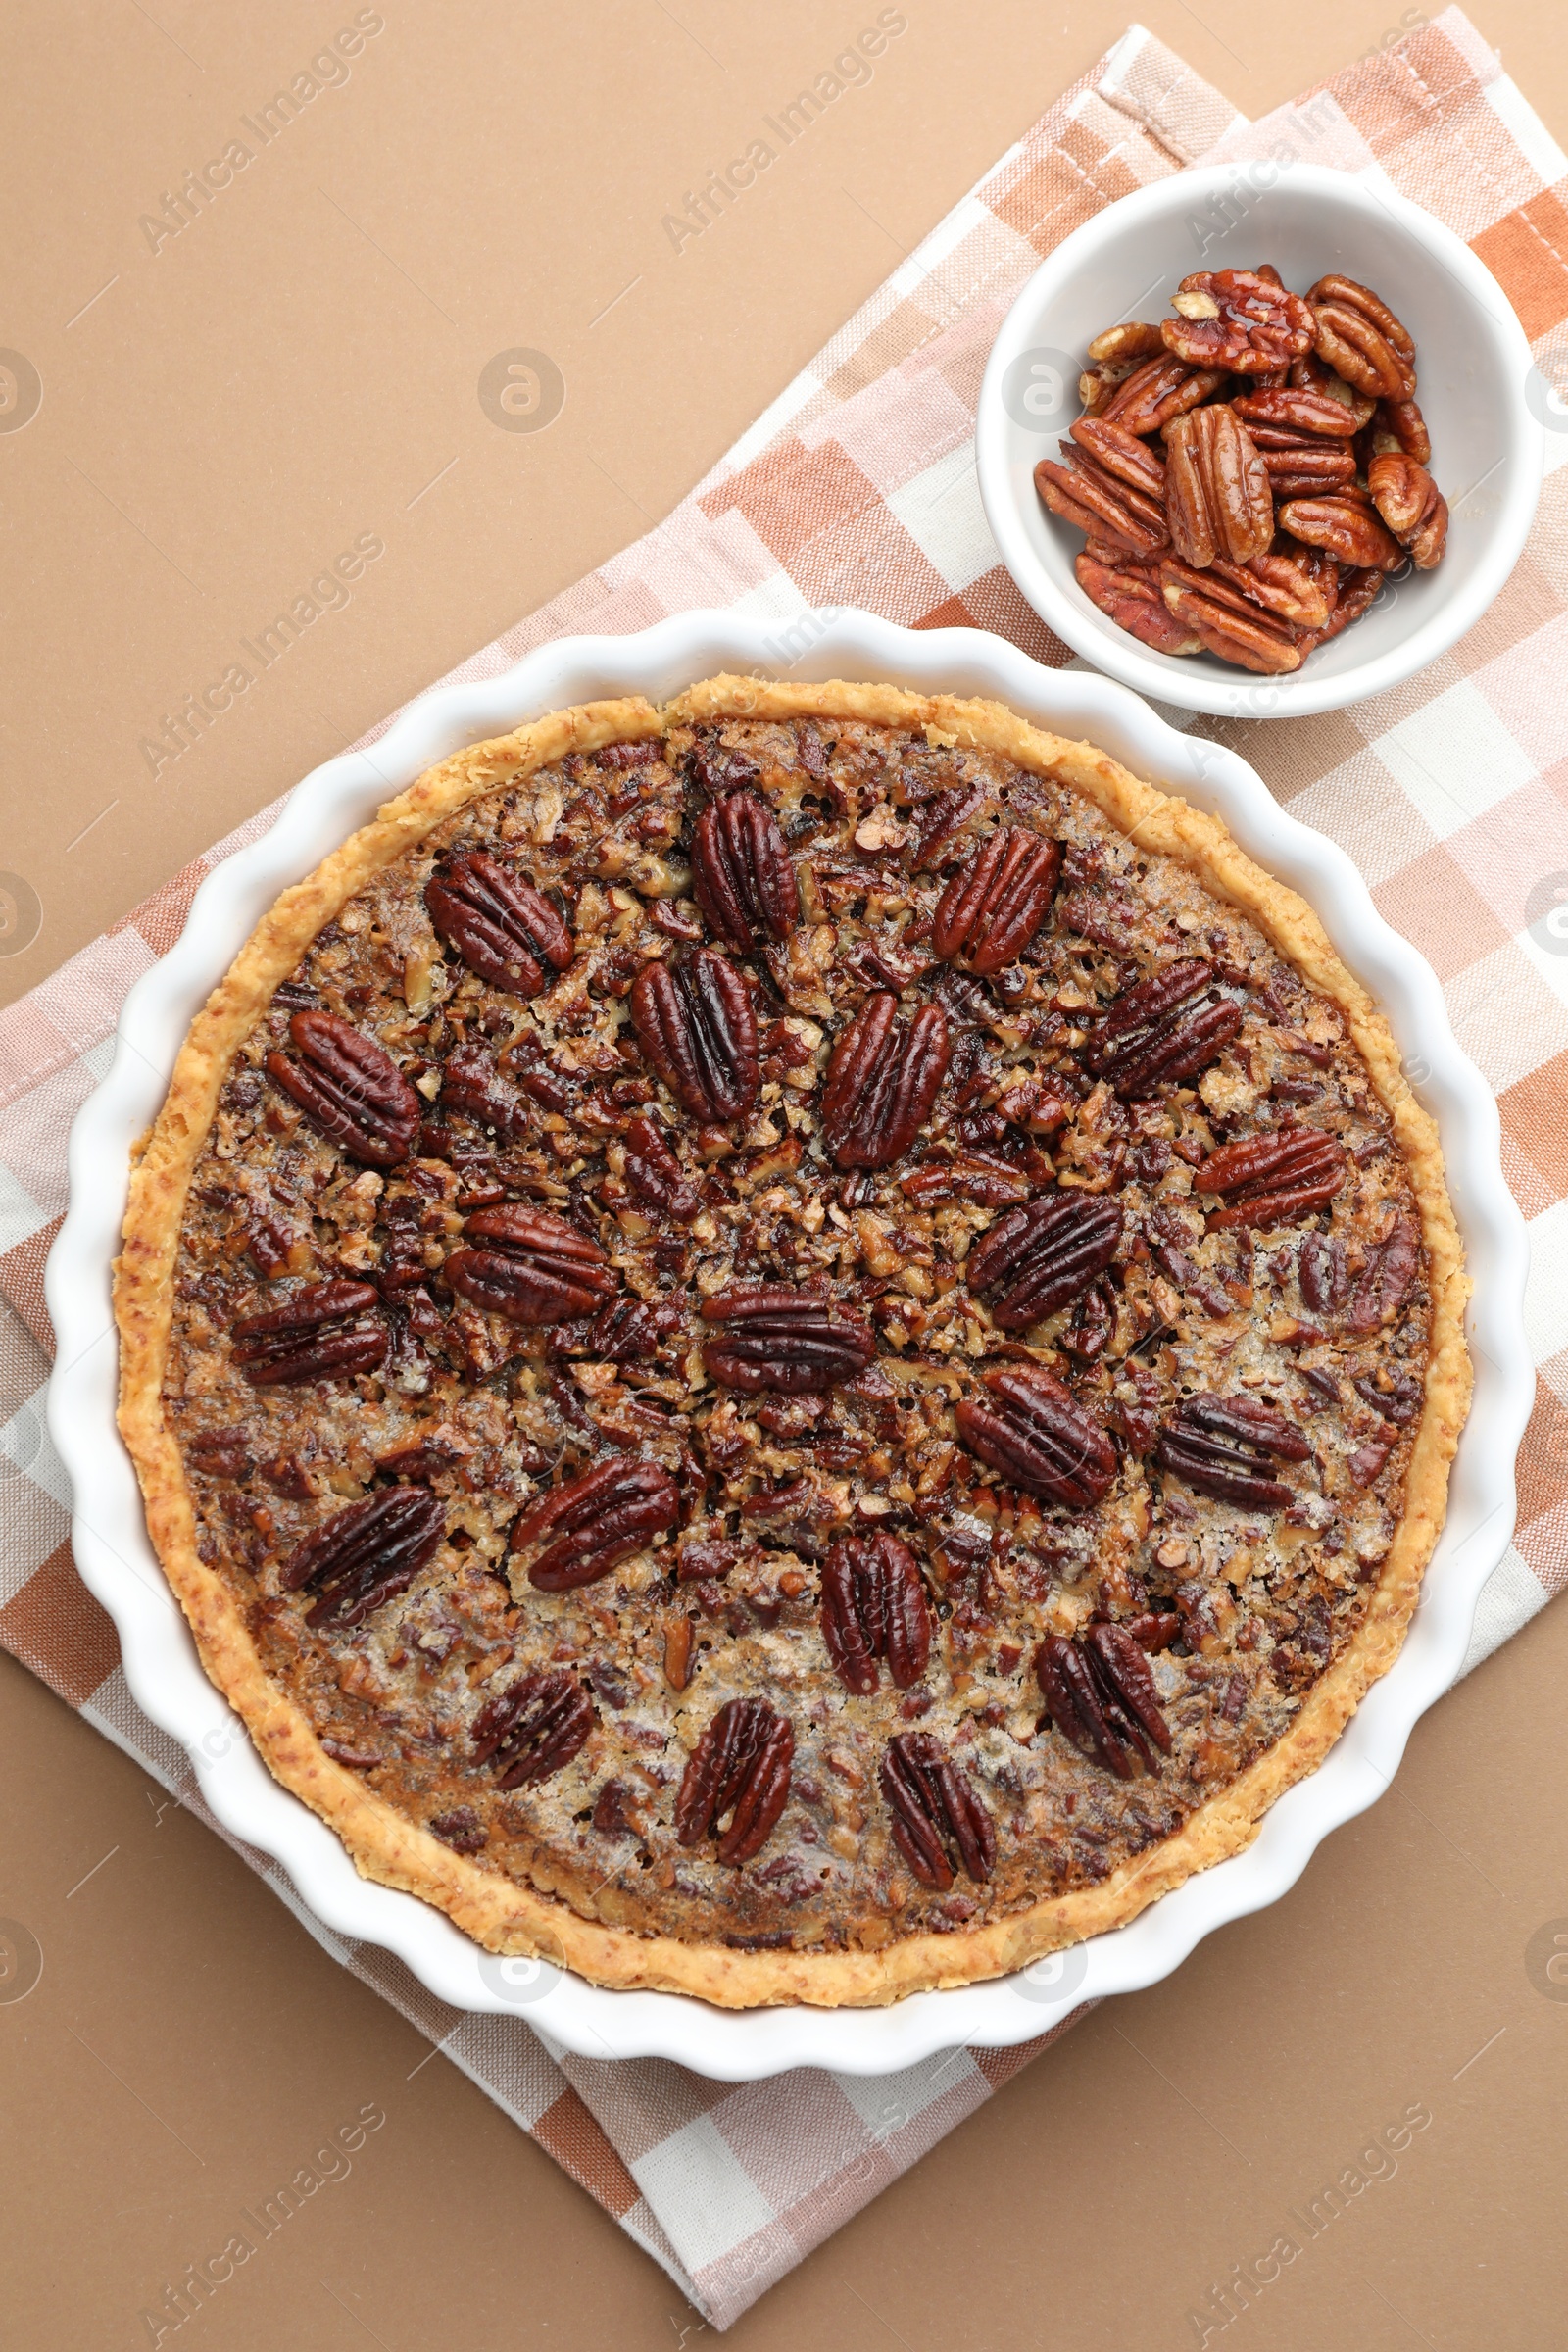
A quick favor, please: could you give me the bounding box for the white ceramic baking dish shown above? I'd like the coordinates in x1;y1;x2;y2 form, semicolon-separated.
45;609;1530;2080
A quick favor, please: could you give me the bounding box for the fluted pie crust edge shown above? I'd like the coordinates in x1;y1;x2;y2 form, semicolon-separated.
114;677;1471;2008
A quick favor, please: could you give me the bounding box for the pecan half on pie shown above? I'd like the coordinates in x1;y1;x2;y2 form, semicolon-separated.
115;678;1469;2006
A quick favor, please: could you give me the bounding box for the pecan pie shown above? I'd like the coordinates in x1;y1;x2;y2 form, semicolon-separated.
115;678;1469;2006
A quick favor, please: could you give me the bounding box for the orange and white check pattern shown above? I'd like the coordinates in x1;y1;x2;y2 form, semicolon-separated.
4;15;1564;2325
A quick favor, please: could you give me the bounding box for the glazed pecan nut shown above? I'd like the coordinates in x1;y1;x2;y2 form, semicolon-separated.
423;851;573;997
1035;457;1124;549
955;1364;1116;1510
1156;565;1306;677
266;1010;420;1167
691;788;800;951
1288;541;1343;614
1162;270;1314;374
620;1114;702;1223
472;1668;596;1788
1289;350;1377;427
1081;1621;1173;1765
675;1695;794;1865
1034;451;1169;560
1147;1204;1236;1320
1375;395;1431;465
1079;359;1158;416
184;1424;253;1479
1083;958;1243;1098
1034;456;1132;555
445;1203;615;1324
820;1531;932;1694
1201;552;1331;631
1087;321;1166;368
688;735;762;797
438;1043;531;1144
1354;1368;1424;1427
1296;564;1385;653
701;1284;876;1395
279;1486;446;1630
820;992;950;1171
1103;355;1229;437
1159;555;1291;633
1155;1393;1312;1509
1075;552;1203;658
563;1294;683;1364
1068;444;1171;543
373;1422;473;1482
1229;387;1360;440
1162;406;1274;569
1196;1124;1347;1227
1061;1277;1114;1362
1348;1438;1395;1488
1068;416;1168;500
511;1458;680;1591
932;826;1062;974
1276;494;1404;573
630;948;759;1124
1255;444;1359;498
1077;366;1122;417
1367;454;1448;569
1107;1358;1161;1455
965;1194;1125;1330
1298;1231;1348;1314
230;1279;387;1387
1347;1213;1420;1333
901;1152;1036;1208
881;1732;995;1890
1036;1623;1172;1779
903;780;987;874
428;1806;487;1852
1306;274;1416;401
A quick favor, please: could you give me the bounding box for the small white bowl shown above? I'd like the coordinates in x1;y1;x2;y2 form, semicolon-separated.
976;163;1544;718
46;610;1529;2079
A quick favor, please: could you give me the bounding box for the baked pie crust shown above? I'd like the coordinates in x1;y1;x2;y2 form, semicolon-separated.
115;677;1469;2008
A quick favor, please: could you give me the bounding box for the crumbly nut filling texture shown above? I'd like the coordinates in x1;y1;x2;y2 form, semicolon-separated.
163;715;1434;1956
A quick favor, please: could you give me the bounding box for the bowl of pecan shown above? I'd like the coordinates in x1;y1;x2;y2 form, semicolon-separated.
977;164;1542;717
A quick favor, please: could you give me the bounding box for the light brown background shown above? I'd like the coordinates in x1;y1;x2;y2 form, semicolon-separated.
3;4;1565;2345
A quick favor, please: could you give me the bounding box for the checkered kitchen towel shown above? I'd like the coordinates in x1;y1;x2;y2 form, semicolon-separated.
5;12;1567;2326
